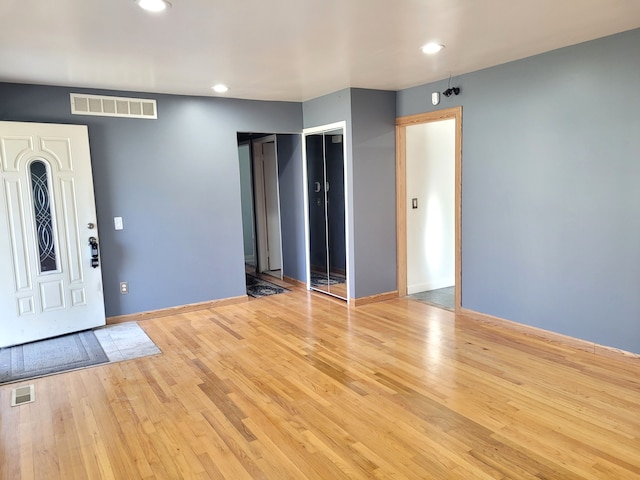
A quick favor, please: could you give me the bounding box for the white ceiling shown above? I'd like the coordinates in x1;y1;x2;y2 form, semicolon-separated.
1;0;639;102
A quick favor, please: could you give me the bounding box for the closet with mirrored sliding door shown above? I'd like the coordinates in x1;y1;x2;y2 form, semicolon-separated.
303;122;349;301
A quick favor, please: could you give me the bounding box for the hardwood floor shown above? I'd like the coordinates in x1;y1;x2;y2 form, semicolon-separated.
2;291;639;479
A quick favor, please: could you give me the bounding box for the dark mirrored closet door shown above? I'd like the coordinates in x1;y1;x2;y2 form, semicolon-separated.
304;125;348;301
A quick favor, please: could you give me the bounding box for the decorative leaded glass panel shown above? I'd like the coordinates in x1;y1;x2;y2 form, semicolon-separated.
30;161;57;272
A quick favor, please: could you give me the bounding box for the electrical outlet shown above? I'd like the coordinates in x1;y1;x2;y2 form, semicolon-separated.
120;282;128;294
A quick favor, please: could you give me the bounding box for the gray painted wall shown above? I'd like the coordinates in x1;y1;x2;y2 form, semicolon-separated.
276;134;306;282
302;89;353;131
5;26;634;353
0;83;302;317
397;28;640;353
350;89;397;298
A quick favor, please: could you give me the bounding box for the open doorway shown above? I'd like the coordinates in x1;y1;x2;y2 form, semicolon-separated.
237;132;305;298
396;107;462;312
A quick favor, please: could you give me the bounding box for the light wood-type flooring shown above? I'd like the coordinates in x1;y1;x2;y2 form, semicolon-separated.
1;289;639;479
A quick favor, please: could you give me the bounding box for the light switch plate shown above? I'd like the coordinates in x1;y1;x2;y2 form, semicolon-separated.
432;92;440;106
114;216;123;230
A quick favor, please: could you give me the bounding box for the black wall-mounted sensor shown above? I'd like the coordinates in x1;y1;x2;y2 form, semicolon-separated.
443;87;461;97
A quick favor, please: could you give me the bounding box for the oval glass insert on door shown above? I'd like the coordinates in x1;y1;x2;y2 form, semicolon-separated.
30;160;58;273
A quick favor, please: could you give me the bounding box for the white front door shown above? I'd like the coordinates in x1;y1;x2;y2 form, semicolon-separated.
0;121;105;347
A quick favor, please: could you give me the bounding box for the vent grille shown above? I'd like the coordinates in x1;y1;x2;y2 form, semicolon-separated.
11;385;35;406
70;94;157;119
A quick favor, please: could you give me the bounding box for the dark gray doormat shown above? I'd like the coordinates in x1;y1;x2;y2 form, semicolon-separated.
246;274;290;298
0;330;108;385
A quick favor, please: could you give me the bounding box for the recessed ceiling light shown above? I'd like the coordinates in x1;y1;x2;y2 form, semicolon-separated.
212;84;229;93
421;42;445;55
136;0;171;12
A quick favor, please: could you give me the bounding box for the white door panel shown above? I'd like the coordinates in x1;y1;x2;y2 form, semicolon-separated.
0;121;105;347
252;137;283;277
262;142;282;271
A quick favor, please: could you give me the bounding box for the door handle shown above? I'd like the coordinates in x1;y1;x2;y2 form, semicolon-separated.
88;236;100;268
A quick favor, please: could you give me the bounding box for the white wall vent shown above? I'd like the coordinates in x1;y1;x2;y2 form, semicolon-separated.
70;93;157;119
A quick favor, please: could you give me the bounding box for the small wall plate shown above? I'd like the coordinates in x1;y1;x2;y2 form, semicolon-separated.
432;92;440;106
